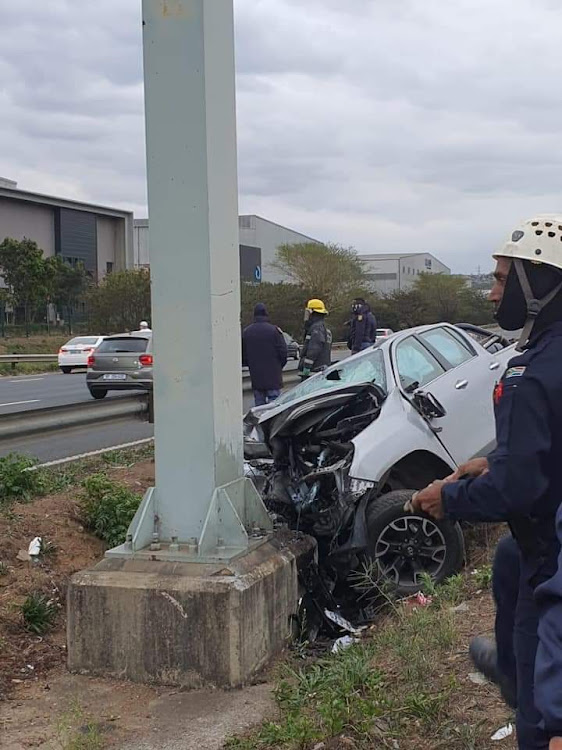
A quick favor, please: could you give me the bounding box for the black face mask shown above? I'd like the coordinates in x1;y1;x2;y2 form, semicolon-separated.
495;260;562;339
494;263;527;331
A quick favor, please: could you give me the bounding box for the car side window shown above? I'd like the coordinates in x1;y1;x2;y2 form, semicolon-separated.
419;328;474;367
395;337;445;390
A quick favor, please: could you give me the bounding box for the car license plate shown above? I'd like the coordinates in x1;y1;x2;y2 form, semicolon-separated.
68;349;80;354
103;374;127;381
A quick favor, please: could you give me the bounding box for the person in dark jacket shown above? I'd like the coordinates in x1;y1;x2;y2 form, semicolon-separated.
348;298;377;354
298;298;332;378
411;215;562;750
242;303;287;407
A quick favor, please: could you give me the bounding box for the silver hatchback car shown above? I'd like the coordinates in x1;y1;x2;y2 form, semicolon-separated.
86;332;153;399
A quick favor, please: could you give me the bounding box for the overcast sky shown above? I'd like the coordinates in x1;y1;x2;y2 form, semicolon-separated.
1;0;561;273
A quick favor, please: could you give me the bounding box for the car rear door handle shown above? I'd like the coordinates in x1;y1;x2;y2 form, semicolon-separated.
455;379;469;390
489;362;500;370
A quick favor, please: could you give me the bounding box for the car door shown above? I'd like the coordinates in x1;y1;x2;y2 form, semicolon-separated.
393;327;497;465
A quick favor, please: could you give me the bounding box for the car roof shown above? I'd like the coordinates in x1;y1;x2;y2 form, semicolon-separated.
104;332;152;339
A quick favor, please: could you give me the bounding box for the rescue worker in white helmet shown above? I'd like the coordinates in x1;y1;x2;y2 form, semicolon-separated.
412;216;562;749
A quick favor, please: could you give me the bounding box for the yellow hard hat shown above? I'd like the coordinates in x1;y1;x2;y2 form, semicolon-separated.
306;298;328;314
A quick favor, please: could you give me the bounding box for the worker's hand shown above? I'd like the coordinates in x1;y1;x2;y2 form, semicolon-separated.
410;480;446;520
549;738;562;750
445;457;489;483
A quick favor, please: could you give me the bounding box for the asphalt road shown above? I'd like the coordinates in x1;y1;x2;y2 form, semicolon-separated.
0;381;253;463
0;354;347;463
0;361;303;416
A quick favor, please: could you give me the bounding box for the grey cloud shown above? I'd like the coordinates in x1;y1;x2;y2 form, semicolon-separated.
2;0;562;273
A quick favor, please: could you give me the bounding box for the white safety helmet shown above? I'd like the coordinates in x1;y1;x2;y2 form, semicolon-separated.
494;215;562;270
139;321;149;330
495;215;562;350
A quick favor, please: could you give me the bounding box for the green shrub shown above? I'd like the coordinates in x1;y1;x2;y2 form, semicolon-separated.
21;592;57;634
80;474;142;547
0;453;44;504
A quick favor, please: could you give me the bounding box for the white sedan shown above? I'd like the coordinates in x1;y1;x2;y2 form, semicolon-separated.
58;336;105;374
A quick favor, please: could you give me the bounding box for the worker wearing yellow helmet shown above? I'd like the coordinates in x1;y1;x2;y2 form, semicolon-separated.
298;298;332;378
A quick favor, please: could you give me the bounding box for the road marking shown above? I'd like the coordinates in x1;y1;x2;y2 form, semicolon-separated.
33;437;154;469
8;377;45;383
0;399;41;408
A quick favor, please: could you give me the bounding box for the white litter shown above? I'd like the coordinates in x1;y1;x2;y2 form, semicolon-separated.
324;610;364;635
28;537;41;557
468;672;487;685
332;636;359;653
491;723;513;741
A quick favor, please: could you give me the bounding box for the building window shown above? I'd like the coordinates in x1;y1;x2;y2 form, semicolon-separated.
403;266;406;274
106;262;114;274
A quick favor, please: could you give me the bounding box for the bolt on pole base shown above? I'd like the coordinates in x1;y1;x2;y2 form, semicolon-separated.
105;476;273;563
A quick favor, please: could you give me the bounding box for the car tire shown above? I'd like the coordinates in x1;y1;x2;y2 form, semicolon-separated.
89;388;108;400
60;367;72;374
365;489;465;596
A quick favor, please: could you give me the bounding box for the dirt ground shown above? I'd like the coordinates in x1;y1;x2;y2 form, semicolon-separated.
0;463;518;749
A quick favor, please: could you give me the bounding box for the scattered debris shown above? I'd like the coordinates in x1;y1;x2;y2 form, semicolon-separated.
491;723;513;741
28;537;42;559
324;610;364;635
331;636;359;653
16;549;30;562
468;672;488;685
450;601;470;613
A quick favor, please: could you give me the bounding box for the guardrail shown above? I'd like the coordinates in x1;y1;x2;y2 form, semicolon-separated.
0;396;149;441
0;354;58;371
0;371;304;442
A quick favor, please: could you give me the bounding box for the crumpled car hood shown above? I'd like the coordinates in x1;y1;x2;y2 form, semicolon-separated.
245;382;386;444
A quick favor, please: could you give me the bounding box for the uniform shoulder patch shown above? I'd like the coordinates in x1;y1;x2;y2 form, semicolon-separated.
505;366;526;379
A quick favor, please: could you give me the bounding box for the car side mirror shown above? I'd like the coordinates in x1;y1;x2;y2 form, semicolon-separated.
413;389;447;422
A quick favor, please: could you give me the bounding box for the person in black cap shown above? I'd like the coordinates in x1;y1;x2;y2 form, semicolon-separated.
242;302;287;407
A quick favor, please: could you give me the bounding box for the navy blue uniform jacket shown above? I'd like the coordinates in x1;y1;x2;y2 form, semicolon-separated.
242;315;287;391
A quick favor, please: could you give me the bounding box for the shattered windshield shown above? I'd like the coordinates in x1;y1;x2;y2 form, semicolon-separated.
276;349;387;406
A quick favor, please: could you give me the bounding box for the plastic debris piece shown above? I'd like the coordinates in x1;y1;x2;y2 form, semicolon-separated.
451;602;470;613
415;592;432;607
491;723;513;741
324;610;363;634
28;537;41;557
16;550;30;562
332;636;359;653
468;672;487;685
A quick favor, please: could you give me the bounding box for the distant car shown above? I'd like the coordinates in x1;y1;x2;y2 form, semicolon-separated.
58;336;105;374
86;332;153;399
376;328;394;339
282;332;300;360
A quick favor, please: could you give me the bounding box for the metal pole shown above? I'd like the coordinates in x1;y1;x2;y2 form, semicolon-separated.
107;0;271;562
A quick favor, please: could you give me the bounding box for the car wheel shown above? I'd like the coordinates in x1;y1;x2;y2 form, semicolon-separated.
366;489;465;596
61;367;72;374
89;388;108;400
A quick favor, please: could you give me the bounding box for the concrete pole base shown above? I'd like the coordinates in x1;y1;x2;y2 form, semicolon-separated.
67;531;315;688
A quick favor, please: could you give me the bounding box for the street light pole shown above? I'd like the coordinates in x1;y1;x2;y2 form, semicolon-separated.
107;0;271;561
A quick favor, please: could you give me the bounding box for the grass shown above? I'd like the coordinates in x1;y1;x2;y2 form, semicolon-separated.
0;453;45;505
226;573;482;750
80;474;142;547
55;703;105;750
21;592;58;634
0;444;154;510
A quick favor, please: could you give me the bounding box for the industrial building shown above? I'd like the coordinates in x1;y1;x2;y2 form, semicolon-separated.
0;179;134;279
133;214;321;283
360;252;451;295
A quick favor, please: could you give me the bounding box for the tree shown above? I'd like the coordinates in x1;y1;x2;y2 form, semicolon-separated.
270;242;368;309
87;269;151;333
45;256;90;334
0;237;49;335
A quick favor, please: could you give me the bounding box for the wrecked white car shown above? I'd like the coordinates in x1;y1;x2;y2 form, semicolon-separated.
244;323;515;626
